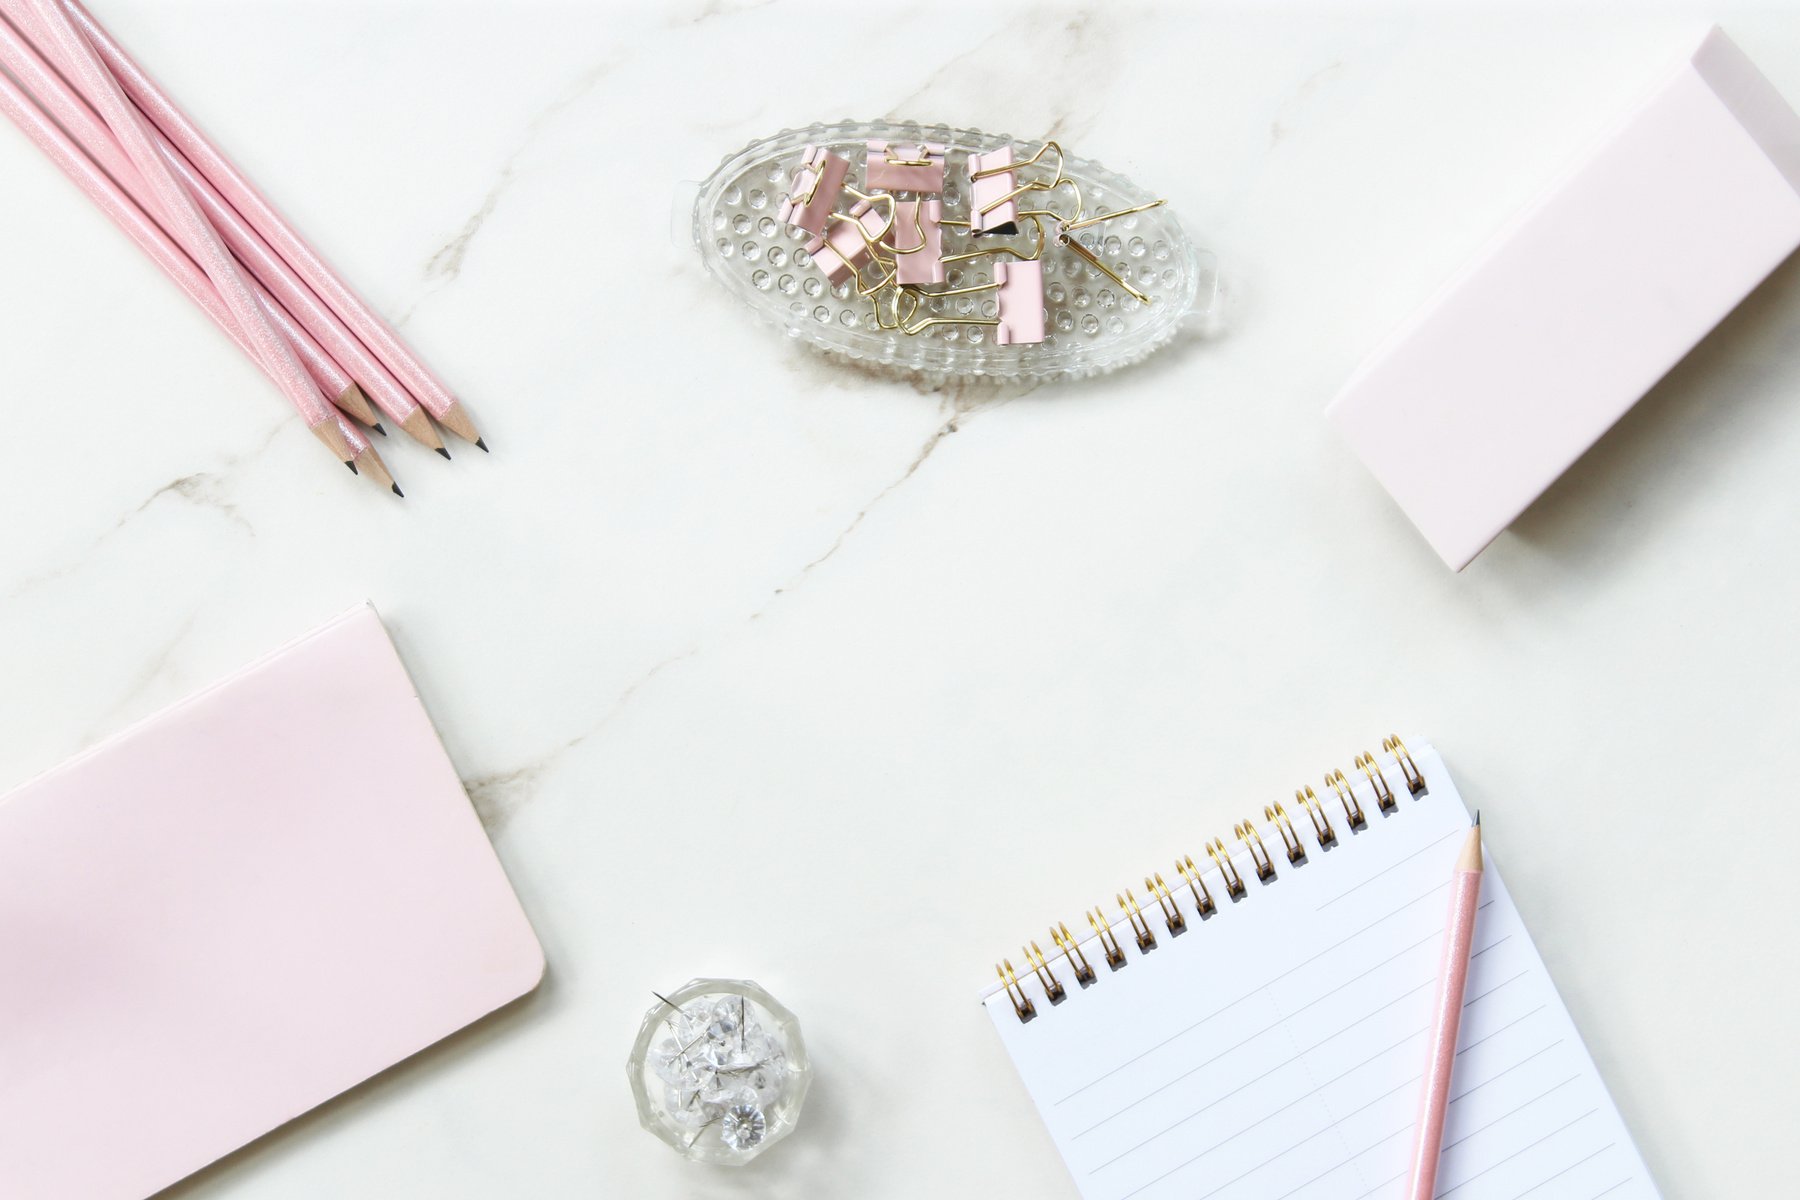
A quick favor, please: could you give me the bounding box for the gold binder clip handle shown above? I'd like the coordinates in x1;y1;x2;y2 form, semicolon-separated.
1382;735;1426;795
1264;801;1305;864
1235;820;1277;882
1022;940;1065;1005
1295;785;1335;847
1327;768;1366;830
1051;920;1096;987
1176;854;1216;918
1356;751;1397;813
1087;906;1127;969
997;959;1036;1023
1117;889;1157;953
1144;873;1186;935
1207;837;1247;900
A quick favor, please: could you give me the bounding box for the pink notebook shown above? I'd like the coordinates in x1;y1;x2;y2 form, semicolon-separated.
0;605;544;1199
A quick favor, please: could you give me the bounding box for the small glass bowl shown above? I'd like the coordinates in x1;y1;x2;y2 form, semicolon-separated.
626;978;810;1165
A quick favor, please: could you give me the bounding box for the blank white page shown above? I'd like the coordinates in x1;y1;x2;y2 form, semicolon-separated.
984;743;1658;1200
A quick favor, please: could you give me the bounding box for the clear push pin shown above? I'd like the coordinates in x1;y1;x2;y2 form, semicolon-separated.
627;978;810;1165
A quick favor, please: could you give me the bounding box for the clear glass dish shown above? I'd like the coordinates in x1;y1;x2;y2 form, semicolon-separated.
692;120;1220;384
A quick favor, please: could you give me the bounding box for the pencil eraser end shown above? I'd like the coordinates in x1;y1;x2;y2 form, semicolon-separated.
1327;27;1800;571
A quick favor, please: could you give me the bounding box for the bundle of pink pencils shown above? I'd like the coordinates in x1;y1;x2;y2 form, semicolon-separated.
0;0;484;497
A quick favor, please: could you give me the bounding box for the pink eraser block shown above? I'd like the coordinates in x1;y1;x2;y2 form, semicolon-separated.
893;199;945;286
0;605;544;1200
1327;27;1800;570
994;259;1046;345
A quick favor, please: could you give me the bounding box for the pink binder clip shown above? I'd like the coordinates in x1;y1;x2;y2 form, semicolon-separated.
993;260;1045;345
967;146;1020;234
778;144;849;236
866;139;946;193
890;199;945;286
805;199;889;286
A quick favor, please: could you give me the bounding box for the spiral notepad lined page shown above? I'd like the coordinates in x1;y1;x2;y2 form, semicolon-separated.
983;741;1659;1200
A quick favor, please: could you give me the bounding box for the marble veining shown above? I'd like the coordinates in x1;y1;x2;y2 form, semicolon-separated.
2;6;1797;1200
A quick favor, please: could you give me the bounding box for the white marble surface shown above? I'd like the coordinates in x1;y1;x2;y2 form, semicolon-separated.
3;2;1798;1196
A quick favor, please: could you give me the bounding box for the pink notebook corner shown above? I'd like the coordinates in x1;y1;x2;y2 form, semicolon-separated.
0;604;544;1200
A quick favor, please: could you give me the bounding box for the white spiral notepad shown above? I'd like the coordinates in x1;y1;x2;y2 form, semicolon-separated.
983;738;1659;1200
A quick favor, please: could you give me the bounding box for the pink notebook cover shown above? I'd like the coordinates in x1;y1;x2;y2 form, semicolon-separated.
0;605;545;1199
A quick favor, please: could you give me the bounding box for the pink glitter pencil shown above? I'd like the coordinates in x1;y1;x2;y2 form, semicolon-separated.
0;39;399;494
58;0;487;451
1405;816;1484;1200
22;0;357;469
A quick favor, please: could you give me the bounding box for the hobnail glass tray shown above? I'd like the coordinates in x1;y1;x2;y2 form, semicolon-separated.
692;120;1218;384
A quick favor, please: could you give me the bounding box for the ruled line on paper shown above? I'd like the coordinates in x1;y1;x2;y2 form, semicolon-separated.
1435;1109;1599;1197
1318;827;1462;910
1055;881;1499;1107
1110;1033;1567;1198
1512;1145;1615;1199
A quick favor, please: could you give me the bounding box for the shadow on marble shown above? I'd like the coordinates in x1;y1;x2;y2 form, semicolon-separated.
1501;248;1800;568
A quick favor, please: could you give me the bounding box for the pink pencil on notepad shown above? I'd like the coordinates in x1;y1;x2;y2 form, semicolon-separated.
1405;815;1486;1200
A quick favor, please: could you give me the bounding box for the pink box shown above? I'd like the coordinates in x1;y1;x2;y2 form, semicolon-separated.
1327;27;1800;570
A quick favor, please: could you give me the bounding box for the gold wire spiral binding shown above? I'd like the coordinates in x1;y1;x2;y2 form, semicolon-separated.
1295;785;1336;847
997;959;1035;1022
1264;801;1305;864
992;734;1430;1021
1355;752;1397;813
1236;820;1276;881
1088;905;1127;969
1383;735;1426;795
1208;837;1247;899
1118;889;1157;952
1177;854;1217;917
1022;940;1065;1004
1144;873;1186;935
1051;921;1096;987
1326;768;1366;829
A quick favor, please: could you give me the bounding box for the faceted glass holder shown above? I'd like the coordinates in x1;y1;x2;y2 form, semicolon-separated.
627;978;810;1165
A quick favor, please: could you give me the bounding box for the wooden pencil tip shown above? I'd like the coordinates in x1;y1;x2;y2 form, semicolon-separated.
373;422;388;437
333;383;380;427
1458;822;1484;872
391;484;404;498
436;447;452;461
476;437;489;453
397;408;446;453
346;460;358;475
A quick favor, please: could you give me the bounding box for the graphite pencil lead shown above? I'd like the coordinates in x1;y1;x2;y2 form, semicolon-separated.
373;422;388;437
391;484;404;498
436;447;452;461
476;437;489;453
346;461;358;475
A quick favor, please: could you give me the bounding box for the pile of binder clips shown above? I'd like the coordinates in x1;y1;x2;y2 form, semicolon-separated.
778;138;1168;345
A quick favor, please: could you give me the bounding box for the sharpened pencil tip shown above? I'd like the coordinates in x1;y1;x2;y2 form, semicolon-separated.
1474;810;1480;826
476;437;489;453
392;484;404;498
346;461;358;475
373;422;388;436
436;447;452;461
